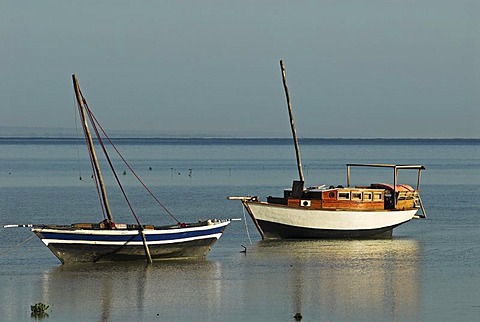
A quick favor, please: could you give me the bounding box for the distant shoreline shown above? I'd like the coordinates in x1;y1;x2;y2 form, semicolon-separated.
0;127;479;141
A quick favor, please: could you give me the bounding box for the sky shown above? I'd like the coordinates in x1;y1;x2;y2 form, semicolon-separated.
1;0;479;138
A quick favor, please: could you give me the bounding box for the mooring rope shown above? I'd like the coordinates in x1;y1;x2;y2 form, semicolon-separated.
0;235;36;257
242;205;253;245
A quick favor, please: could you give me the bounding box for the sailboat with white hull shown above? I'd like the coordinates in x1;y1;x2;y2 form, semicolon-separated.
229;61;426;240
11;75;230;264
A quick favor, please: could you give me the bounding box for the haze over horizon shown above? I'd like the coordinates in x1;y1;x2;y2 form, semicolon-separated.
2;1;479;139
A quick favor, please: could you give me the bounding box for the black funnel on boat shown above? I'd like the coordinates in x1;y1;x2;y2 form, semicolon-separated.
291;180;305;198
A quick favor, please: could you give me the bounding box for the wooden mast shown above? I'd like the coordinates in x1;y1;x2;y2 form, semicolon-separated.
72;74;114;223
280;60;304;183
72;74;153;263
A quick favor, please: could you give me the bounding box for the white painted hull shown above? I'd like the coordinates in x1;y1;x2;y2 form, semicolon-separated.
245;201;417;239
32;221;230;263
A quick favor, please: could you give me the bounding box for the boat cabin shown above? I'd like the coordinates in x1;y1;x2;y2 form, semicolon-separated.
266;164;426;215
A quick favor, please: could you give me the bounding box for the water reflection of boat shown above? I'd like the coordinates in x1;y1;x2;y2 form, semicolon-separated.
32;240;420;320
252;239;422;320
39;260;223;321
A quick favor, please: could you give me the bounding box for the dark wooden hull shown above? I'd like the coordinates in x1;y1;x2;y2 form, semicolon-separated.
45;237;220;263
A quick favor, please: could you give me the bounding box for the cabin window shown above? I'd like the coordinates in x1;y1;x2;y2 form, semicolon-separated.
338;192;350;200
351;192;362;201
373;192;383;201
363;192;372;201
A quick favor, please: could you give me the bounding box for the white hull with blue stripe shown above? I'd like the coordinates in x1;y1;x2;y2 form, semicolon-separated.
33;220;230;263
20;75;232;264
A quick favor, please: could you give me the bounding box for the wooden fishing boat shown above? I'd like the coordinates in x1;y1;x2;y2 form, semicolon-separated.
31;220;229;263
229;61;426;240
13;75;230;264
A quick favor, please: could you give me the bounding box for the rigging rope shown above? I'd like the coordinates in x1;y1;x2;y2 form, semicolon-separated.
83;98;142;226
79;91;180;224
84;102;181;224
76;96;108;221
73;91;84;181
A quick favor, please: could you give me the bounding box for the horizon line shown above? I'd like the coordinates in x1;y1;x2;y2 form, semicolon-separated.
0;136;479;140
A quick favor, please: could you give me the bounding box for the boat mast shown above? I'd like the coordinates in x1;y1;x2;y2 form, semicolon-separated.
280;60;304;182
72;74;114;223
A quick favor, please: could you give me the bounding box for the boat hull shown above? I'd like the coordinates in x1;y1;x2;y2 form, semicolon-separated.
245;201;416;239
32;221;230;264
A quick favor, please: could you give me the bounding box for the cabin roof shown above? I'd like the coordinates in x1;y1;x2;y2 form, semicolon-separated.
346;163;426;170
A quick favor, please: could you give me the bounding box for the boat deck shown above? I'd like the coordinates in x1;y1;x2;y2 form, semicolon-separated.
35;220;224;231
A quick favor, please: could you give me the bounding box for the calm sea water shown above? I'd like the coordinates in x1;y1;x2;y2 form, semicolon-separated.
1;138;480;321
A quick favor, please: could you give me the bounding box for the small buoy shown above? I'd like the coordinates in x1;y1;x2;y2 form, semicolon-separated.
123;170;127;175
149;167;152;171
